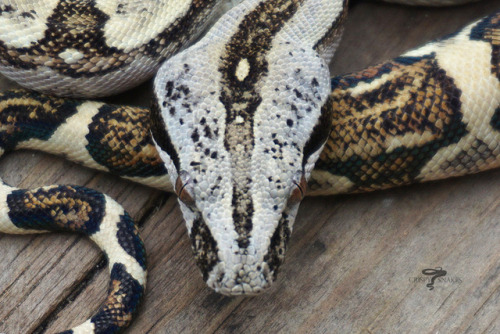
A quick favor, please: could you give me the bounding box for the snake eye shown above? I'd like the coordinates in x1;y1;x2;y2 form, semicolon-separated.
175;173;195;206
289;175;307;204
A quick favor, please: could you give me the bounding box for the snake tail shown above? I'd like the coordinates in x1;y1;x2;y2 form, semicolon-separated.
0;182;146;334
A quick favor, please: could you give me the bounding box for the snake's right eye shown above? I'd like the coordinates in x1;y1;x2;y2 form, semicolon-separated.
175;172;195;206
289;175;307;204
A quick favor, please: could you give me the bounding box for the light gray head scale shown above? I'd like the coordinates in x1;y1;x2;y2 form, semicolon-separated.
151;0;345;295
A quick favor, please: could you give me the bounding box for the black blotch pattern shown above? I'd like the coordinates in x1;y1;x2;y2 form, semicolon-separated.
0;1;115;76
0;90;79;152
116;213;147;270
165;81;174;98
191;128;200;142
191;217;219;281
0;1;220;79
491;106;500;131
7;185;105;234
470;13;500;80
318;56;468;190
91;263;144;334
263;213;291;279
0;5;15;14
86;104;168;178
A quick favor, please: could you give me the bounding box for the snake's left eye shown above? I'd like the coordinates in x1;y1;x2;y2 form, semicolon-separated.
175;172;195;206
289;175;307;204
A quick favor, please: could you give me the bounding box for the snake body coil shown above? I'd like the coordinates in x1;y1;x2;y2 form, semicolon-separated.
0;0;225;97
0;0;498;333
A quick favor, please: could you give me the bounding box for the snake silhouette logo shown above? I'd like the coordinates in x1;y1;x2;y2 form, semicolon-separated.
422;267;448;290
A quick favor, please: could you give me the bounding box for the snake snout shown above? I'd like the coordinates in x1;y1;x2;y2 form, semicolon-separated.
207;261;274;296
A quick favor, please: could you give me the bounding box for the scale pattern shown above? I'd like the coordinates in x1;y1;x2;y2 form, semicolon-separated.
0;0;222;97
152;0;345;295
0;0;498;333
0;89;172;191
310;12;500;195
0;183;146;334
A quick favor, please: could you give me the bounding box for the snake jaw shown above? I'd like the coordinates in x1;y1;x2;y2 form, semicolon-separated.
170;161;307;296
180;197;302;296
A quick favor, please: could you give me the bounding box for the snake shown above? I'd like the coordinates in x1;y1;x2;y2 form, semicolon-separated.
0;0;499;333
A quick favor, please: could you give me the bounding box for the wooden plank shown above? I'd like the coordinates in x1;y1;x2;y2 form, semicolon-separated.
1;1;499;333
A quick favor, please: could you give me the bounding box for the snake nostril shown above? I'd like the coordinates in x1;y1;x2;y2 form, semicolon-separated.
207;261;274;296
217;271;224;284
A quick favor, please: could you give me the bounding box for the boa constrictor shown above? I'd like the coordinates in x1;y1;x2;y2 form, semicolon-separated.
0;0;499;333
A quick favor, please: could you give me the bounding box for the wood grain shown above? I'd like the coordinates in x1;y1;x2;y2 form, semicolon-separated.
0;1;499;333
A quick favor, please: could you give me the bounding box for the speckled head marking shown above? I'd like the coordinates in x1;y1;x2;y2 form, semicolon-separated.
151;0;345;295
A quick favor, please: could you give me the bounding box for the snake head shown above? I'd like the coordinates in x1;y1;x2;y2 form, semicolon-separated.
150;0;334;295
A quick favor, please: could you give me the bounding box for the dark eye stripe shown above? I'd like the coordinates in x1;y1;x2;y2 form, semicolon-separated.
312;0;348;53
191;216;219;282
150;97;181;171
302;95;333;167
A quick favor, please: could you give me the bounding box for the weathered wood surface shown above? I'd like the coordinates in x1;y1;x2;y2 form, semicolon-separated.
1;1;499;333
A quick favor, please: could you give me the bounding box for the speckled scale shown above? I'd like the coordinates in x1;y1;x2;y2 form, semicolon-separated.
152;0;346;295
